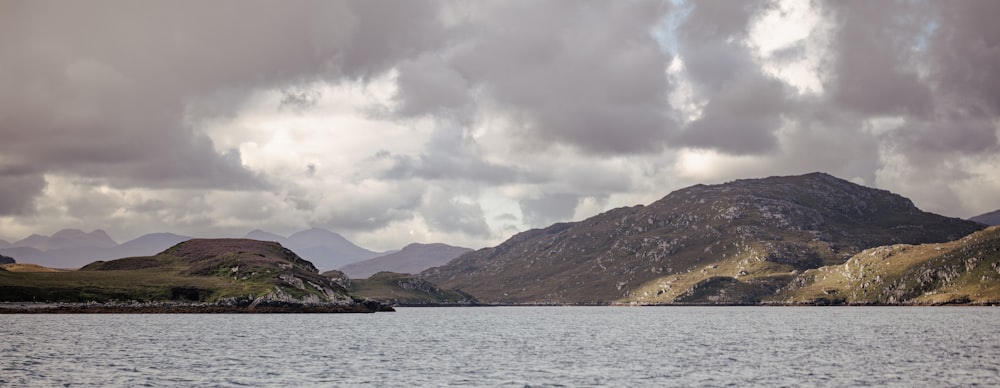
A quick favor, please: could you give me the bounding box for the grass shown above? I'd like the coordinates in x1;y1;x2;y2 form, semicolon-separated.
349;272;477;305
0;239;344;304
770;226;1000;304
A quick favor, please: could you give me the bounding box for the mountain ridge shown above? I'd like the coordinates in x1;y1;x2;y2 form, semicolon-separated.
339;243;473;278
0;227;388;271
421;172;984;304
970;209;1000;226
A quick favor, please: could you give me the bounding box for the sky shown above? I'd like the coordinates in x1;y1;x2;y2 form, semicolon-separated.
1;0;999;251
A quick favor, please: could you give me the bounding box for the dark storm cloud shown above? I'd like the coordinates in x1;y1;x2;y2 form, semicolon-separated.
392;1;677;154
393;54;471;118
519;193;581;227
0;168;46;215
3;0;1000;241
826;1;933;117
821;1;1000;168
674;0;789;154
929;1;1000;118
0;0;444;211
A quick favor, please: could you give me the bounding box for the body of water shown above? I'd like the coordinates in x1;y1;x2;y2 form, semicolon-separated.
2;306;999;386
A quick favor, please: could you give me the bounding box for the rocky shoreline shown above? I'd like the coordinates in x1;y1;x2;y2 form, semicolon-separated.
0;300;395;314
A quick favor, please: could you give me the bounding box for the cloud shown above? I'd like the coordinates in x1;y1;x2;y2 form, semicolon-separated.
519;193;581;227
2;0;999;249
444;1;677;154
0;168;46;215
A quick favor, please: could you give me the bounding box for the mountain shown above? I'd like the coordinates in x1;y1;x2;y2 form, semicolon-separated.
245;229;288;243
0;238;389;312
244;228;384;271
339;243;473;278
421;173;984;304
2;227;378;270
0;232;192;269
113;233;192;258
0;239;9;249
13;229;117;251
970;209;1000;226
775;226;1000;305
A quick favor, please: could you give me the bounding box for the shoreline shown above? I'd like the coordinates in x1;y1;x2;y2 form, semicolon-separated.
0;301;394;314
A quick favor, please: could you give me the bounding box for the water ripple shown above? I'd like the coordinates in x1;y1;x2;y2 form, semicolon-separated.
2;307;1000;386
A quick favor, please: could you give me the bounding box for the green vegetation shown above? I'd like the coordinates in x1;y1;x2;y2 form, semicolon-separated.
0;239;354;305
423;173;984;304
773;226;1000;305
345;272;478;306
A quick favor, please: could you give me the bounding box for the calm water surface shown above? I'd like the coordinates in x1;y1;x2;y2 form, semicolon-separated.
2;306;999;386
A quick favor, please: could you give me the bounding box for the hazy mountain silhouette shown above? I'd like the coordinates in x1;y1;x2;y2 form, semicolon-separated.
0;230;190;269
339;243;472;278
242;228;385;271
970;209;1000;226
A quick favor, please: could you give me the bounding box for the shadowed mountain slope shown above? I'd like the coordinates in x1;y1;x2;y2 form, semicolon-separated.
243;228;384;271
971;209;1000;226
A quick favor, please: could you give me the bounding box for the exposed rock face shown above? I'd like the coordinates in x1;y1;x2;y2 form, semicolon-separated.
339;243;473;278
777;226;1000;305
83;238;357;305
421;173;984;304
971;209;1000;226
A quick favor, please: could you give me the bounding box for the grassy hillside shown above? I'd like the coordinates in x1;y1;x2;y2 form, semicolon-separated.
0;239;357;305
771;226;1000;305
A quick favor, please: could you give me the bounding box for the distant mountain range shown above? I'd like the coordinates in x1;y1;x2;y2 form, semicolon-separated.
243;228;388;271
970;209;1000;226
0;231;191;269
0;227;394;271
421;173;985;304
338;243;472;278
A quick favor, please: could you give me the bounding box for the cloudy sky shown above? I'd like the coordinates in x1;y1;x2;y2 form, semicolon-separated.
1;0;998;250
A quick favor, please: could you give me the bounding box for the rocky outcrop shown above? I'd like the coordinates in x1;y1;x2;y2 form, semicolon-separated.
6;238;393;312
775;226;1000;305
0;254;14;265
349;272;479;306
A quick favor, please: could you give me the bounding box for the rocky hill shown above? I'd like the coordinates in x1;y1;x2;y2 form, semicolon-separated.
0;254;14;265
971;209;1000;226
341;271;479;306
774;226;1000;305
421;173;984;304
0;239;390;312
339;243;473;278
